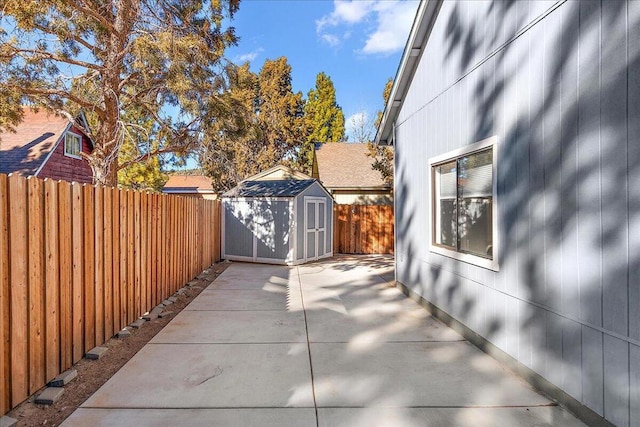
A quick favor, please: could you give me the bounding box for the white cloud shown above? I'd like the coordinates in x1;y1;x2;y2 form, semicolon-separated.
316;0;419;54
316;1;375;33
346;111;375;142
321;34;341;47
362;1;418;55
233;48;264;63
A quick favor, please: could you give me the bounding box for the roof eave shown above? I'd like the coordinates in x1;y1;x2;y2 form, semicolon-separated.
374;0;443;146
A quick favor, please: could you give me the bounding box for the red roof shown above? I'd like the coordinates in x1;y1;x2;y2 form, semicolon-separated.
163;175;214;193
0;108;71;175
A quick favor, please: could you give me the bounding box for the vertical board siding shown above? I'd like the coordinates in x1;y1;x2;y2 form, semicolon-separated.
0;173;221;414
393;1;637;425
333;205;394;255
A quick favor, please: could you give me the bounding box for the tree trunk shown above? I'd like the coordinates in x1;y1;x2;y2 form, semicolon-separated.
90;157;118;186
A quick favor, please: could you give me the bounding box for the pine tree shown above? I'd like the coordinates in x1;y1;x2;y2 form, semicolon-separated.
0;0;239;185
200;57;306;193
368;77;394;184
301;72;345;172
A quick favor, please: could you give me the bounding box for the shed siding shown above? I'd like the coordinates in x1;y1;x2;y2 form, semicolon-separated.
297;183;333;261
395;1;638;426
224;200;256;258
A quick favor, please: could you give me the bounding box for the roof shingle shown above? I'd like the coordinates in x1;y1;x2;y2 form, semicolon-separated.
314;143;388;188
0;109;70;175
223;179;316;198
163;175;214;193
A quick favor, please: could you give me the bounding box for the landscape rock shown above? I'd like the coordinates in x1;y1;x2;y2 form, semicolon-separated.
85;346;108;360
142;312;158;321
117;328;131;338
47;369;77;387
0;415;18;427
34;387;64;405
162;299;173;306
130;319;146;329
158;311;174;318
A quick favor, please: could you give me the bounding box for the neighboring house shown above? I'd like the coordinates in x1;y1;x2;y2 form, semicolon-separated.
312;142;392;205
162;175;216;199
247;164;312;181
376;1;638;427
0;108;94;183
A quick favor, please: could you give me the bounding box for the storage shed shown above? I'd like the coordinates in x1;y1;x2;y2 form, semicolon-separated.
222;179;333;265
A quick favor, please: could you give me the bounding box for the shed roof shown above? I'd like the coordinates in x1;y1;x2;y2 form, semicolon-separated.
163;175;214;194
0;108;71;175
313;143;389;189
223;179;317;198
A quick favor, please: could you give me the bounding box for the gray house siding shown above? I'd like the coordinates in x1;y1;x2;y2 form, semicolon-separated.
394;1;639;426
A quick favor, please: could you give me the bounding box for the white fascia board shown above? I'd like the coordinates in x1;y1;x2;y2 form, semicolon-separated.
374;0;443;146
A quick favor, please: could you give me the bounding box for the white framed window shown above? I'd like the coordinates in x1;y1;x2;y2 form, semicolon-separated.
429;136;498;271
64;131;82;159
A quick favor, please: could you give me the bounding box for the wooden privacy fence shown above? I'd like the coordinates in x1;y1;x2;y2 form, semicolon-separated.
333;204;394;254
0;173;221;415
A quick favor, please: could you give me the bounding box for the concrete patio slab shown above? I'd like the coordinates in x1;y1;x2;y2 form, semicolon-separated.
189;288;302;311
150;310;307;343
305;306;462;343
317;406;587;427
61;257;585;427
310;341;551;408
64;408;316;427
80;343;314;408
208;275;297;291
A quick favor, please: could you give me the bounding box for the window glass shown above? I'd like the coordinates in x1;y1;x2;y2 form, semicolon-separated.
433;147;493;260
434;161;456;248
64;133;81;157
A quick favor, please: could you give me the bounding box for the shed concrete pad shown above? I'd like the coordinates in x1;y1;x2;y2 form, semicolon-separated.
188;289;302;311
317;406;586;427
63;408;316;427
81;343;314;408
305;306;462;343
310;342;551;408
150;310;307;343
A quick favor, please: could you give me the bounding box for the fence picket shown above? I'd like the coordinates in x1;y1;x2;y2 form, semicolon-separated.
8;174;28;405
27;177;45;393
0;175;8;414
71;183;84;362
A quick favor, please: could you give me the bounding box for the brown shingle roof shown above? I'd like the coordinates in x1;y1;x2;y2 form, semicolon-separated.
314;143;388;188
0;108;70;175
163;175;214;193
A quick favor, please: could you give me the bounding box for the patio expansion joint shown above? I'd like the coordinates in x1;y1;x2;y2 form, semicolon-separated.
296;266;320;427
78;406;319;410
146;342;307;345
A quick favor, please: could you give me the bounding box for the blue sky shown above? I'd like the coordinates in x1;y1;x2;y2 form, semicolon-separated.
224;0;419;141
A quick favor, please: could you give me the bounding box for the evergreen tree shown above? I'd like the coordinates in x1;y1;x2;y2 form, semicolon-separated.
368;77;394;184
200;57;306;193
301;72;345;172
0;0;239;185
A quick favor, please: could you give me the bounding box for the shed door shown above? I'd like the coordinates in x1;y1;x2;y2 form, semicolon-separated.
305;198;326;262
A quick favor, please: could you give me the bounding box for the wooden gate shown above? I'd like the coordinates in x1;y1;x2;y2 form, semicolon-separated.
333;204;394;254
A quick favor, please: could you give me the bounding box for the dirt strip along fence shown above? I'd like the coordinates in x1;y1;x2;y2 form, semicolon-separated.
333;204;394;254
0;173;221;415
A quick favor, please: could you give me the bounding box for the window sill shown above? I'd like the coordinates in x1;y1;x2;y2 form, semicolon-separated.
430;244;499;271
64;153;82;160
